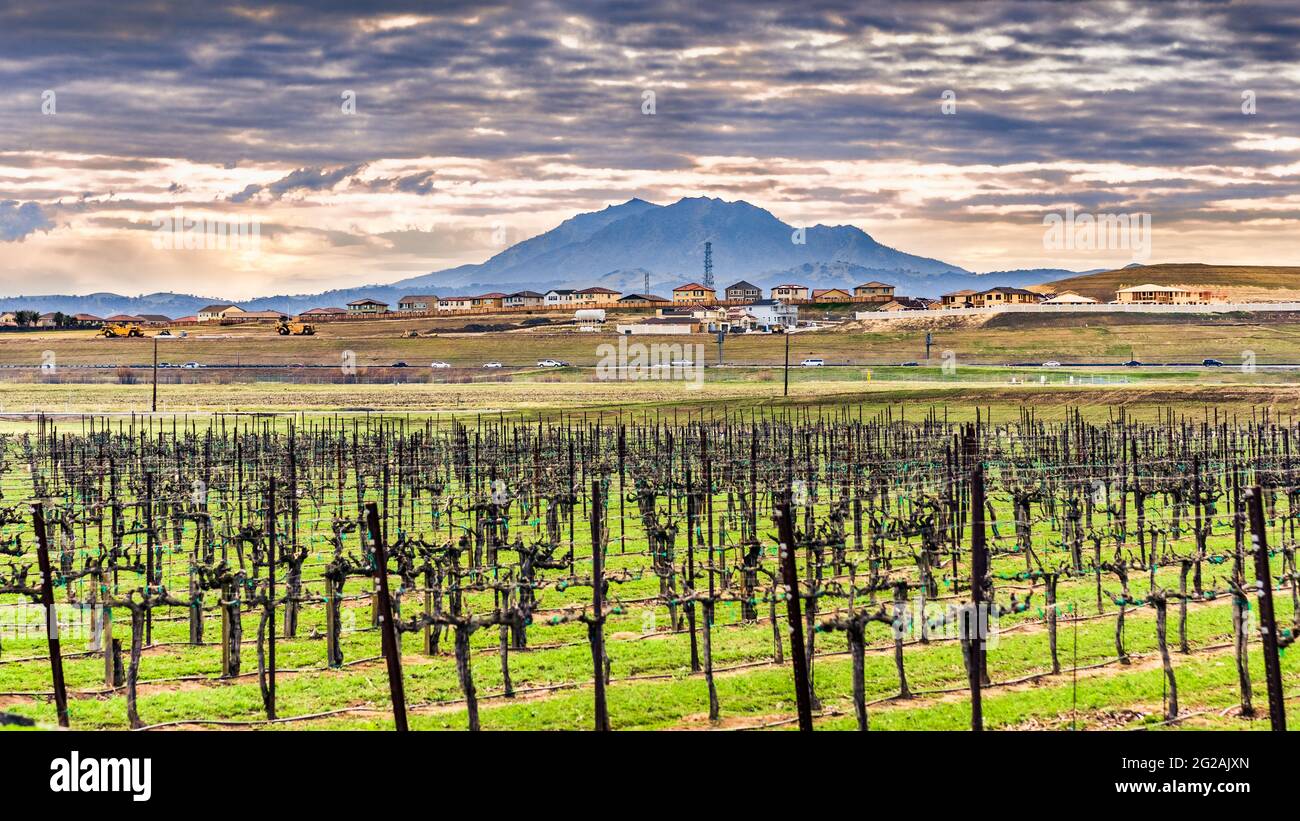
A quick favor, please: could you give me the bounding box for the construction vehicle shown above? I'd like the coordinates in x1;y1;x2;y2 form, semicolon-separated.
100;323;147;338
277;319;316;336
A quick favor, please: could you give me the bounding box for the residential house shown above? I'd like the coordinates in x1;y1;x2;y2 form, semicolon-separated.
877;298;929;312
939;290;978;309
1114;284;1219;305
853;281;896;301
618;293;670;307
615;316;701;335
743;299;798;330
544;289;577;307
504;291;544;308
397;295;438;311
979;287;1041;307
574;286;622;306
438;296;473;312
672;283;715;304
241;310;288;322
691;306;731;333
35;312;60;328
72;313;104;327
346;298;389;315
0;312;18;326
724;280;762;302
473;292;507;310
299;307;346;318
105;313;144;323
1041;292;1098;305
771;284;809;301
197;304;246;322
136;314;172;325
812;288;853;302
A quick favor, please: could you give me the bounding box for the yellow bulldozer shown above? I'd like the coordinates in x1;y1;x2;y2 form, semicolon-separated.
100;322;147;338
277;319;316;336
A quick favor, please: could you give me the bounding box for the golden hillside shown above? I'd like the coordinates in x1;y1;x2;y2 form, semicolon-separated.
1040;263;1300;301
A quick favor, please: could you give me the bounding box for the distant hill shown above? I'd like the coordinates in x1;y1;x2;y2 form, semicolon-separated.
1041;263;1300;301
388;196;972;295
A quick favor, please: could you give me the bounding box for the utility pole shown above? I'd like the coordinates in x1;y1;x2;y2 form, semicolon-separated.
716;330;725;365
151;335;158;412
783;332;790;397
702;241;713;290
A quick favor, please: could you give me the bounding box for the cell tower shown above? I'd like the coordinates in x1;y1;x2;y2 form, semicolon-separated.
703;241;714;289
644;270;650;296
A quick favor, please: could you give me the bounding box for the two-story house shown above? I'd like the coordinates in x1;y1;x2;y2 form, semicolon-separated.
724;280;762;302
673;283;716;304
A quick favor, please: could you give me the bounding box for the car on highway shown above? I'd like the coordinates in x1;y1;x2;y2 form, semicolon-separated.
430;361;451;369
1041;361;1061;368
483;361;503;368
1123;359;1142;367
800;358;824;367
537;359;569;368
669;359;696;367
1203;358;1224;367
183;362;202;369
899;361;920;367
392;361;408;368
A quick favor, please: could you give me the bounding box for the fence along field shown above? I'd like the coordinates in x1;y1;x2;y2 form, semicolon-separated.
0;408;1296;731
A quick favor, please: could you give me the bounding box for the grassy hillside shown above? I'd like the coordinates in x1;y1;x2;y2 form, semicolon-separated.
1041;263;1300;301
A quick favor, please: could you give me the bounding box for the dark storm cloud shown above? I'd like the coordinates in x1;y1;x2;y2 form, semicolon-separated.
1;0;1298;236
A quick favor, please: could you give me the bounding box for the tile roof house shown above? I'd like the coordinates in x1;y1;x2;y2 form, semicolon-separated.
672;283;715;304
770;284;809;301
197;304;246;322
853;281;895;301
397;295;439;311
812;288;853;302
504;291;544;308
346;298;389;314
724;280;762;301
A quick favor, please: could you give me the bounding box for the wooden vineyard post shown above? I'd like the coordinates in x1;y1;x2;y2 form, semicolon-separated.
966;460;986;732
589;479;610;731
266;477;277;720
221;593;233;678
365;502;409;732
776;494;813;731
144;472;154;646
422;564;434;655
1245;486;1287;731
33;503;70;728
103;604;117;687
325;574;342;668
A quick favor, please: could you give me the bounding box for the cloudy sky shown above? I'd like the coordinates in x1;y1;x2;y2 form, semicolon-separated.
1;0;1298;299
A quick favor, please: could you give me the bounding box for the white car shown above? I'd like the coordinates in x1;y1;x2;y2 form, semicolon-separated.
801;358;824;367
669;359;696;367
1041;361;1061;368
430;361;451;369
483;361;503;369
183;362;202;369
536;359;567;368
